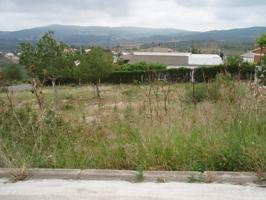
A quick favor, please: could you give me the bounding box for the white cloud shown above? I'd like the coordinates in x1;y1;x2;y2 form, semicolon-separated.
0;0;265;31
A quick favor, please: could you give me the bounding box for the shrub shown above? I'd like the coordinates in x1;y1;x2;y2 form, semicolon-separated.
3;64;26;82
119;62;166;71
106;68;191;84
184;73;234;104
184;83;208;103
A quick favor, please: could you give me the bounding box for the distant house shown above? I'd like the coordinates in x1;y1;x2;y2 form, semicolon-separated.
122;52;223;68
241;51;254;63
4;52;19;64
252;47;266;64
241;47;266;64
84;49;91;54
140;47;174;53
63;48;77;54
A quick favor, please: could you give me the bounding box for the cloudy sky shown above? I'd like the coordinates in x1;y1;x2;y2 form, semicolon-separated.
0;0;265;31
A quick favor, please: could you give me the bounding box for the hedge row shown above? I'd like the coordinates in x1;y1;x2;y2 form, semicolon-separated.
106;64;255;84
120;62;166;71
106;68;191;83
52;64;255;85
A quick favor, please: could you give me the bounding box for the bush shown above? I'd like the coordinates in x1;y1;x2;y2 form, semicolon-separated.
239;62;255;80
3;64;26;82
0;105;80;168
107;63;255;84
184;73;235;104
185;83;208;103
119;62;166;71
24;61;255;85
107;68;192;84
194;65;225;82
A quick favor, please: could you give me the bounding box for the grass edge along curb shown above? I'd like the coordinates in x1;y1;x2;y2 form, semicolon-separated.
0;168;265;185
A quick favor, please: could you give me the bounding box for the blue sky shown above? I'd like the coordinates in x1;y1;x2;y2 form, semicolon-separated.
0;0;265;31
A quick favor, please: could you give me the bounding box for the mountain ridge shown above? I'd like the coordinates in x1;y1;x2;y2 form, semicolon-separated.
0;25;265;50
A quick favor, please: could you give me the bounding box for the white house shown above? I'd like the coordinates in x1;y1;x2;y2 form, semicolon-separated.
122;51;224;68
241;51;254;63
188;54;224;67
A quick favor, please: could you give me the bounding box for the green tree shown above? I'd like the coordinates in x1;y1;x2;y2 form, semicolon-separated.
35;32;67;83
79;47;113;98
259;55;266;85
256;34;266;65
226;56;242;67
191;47;202;54
20;32;70;110
19;42;37;77
20;32;70;82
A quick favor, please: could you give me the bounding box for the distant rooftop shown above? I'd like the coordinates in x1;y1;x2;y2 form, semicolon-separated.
189;54;223;66
133;52;191;56
241;51;254;59
124;51;223;67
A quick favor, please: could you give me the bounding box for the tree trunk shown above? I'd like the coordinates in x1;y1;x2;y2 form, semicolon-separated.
32;78;43;111
52;78;58;111
96;83;100;98
259;46;263;66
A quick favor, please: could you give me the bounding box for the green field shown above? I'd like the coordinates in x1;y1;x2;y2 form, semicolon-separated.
0;78;266;172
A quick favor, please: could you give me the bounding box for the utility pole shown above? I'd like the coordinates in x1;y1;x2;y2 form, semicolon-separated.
191;68;196;105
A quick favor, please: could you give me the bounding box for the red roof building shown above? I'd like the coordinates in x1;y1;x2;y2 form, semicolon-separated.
252;47;266;64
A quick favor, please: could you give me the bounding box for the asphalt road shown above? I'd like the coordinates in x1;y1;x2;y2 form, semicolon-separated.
0;179;265;200
7;84;32;92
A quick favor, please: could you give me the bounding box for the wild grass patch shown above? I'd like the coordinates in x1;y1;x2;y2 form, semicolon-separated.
0;77;265;172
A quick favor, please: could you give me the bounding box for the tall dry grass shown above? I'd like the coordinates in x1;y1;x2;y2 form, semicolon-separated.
0;75;265;172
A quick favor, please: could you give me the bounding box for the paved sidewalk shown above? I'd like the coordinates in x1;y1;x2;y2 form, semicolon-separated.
0;178;265;200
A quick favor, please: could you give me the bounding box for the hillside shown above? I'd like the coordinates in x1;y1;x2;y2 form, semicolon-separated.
0;25;265;50
0;25;190;47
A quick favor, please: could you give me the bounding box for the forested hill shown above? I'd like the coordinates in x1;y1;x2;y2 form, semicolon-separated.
0;25;265;50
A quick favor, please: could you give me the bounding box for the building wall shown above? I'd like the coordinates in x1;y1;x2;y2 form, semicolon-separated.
129;55;189;66
252;48;266;54
252;48;266;64
254;55;265;64
243;57;254;63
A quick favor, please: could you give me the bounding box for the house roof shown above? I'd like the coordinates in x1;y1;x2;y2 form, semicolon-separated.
241;52;254;58
130;52;189;66
126;51;223;67
188;54;223;66
133;52;191;57
252;47;266;54
140;47;175;53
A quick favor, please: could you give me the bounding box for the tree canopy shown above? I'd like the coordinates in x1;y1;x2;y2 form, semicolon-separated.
79;47;113;84
20;32;71;81
256;34;266;65
256;34;266;48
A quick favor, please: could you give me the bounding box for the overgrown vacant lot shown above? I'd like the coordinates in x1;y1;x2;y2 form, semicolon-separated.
0;76;266;172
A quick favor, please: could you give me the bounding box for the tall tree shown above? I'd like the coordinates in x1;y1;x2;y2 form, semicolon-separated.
256;34;266;65
79;47;113;98
20;32;69;110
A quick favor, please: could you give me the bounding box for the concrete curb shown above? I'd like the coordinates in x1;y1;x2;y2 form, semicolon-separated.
203;171;260;185
0;168;265;185
144;171;203;183
80;169;136;182
29;169;82;180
